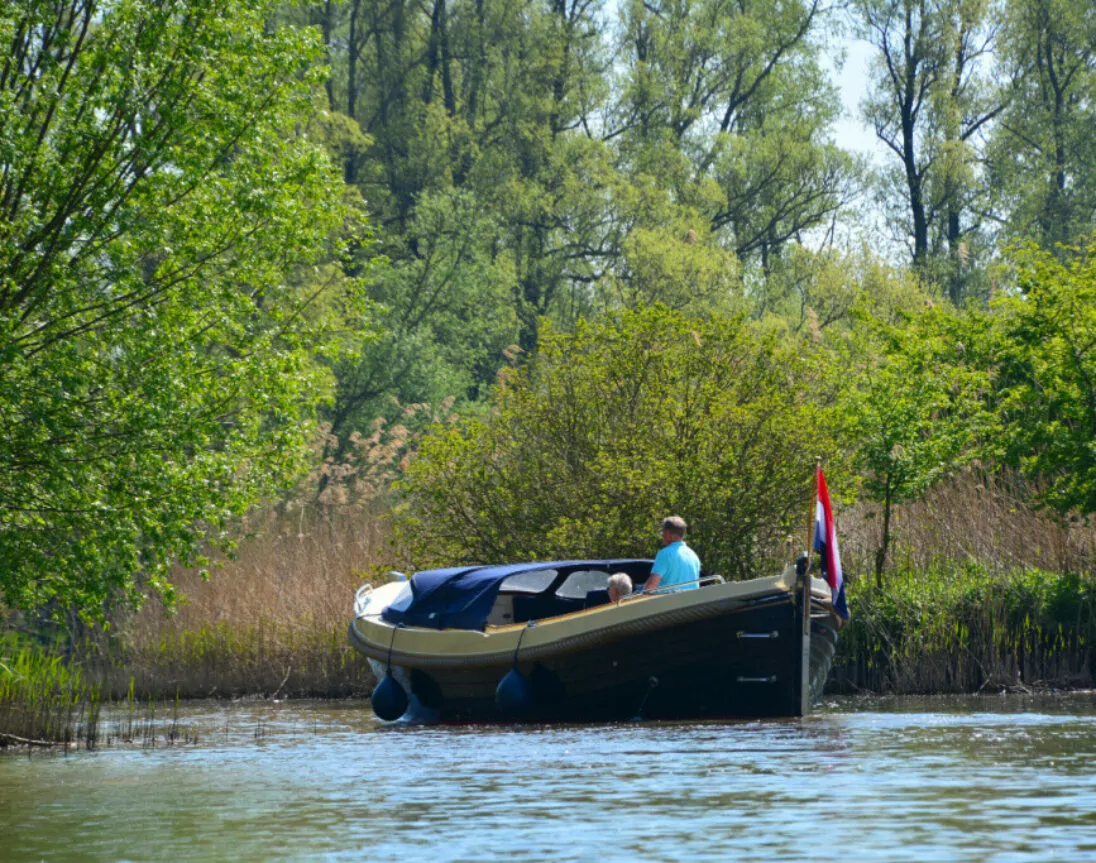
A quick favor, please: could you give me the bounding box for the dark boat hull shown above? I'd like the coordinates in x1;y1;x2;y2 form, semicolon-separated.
382;593;839;722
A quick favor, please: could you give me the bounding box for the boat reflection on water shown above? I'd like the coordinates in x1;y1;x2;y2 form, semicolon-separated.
348;556;843;723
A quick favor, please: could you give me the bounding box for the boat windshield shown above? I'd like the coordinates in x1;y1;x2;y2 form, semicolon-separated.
499;569;558;593
555;569;611;599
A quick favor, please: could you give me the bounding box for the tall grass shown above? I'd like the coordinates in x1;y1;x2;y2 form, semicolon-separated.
103;504;391;699
0;633;101;748
828;470;1096;694
831;564;1096;694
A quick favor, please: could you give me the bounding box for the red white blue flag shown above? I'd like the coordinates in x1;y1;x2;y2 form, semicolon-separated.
814;466;848;619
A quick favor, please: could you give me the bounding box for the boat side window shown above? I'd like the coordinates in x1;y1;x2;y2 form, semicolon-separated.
499;569;558;594
555;569;610;600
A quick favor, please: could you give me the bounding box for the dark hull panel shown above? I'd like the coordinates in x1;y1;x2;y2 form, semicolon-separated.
403;596;839;722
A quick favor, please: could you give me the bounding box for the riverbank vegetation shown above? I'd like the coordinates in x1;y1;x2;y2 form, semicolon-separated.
3;0;1096;718
0;633;101;747
834;565;1096;695
0;632;200;748
107;507;382;700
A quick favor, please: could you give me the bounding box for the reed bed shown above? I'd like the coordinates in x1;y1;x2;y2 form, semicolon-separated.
831;565;1096;694
103;504;392;700
0;633;101;748
0;635;203;749
828;470;1096;694
112;471;1096;700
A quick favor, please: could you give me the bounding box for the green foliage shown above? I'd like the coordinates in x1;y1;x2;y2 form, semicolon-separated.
853;0;1000;303
838;303;998;580
835;563;1096;693
397;306;841;577
328;0;623;355
990;239;1096;514
286;0;862;393
0;633;101;745
609;225;742;317
320;188;519;454
988;0;1096;250
617;0;860;271
753;244;930;334
0;1;364;618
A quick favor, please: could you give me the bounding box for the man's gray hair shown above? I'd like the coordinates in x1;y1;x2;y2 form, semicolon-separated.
607;572;633;599
661;516;687;538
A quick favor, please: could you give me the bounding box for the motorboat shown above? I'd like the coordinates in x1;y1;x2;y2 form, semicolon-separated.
348;557;842;722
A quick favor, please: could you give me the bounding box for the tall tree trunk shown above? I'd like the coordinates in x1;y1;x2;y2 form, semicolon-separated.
904;122;929;270
346;0;363;184
423;0;456;114
900;3;929;271
321;0;335;110
465;0;486;128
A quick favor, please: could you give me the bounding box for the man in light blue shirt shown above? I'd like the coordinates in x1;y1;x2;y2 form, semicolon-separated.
643;516;701;592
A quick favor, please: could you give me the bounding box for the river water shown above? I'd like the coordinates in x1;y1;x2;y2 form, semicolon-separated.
2;694;1096;862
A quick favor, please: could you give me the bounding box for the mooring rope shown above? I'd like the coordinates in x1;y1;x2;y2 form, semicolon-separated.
385;623;403;673
512;620;535;667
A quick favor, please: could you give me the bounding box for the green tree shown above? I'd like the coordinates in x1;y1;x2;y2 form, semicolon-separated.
396;307;840;578
991;238;1096;515
615;0;859;275
317;188;519;478
287;0;621;375
853;0;1002;304
0;0;362;618
988;0;1096;250
839;304;996;583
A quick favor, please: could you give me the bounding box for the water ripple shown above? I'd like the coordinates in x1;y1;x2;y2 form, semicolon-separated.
2;695;1096;861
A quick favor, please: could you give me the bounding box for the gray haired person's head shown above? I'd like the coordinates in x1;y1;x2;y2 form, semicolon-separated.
607;572;633;601
661;516;687;539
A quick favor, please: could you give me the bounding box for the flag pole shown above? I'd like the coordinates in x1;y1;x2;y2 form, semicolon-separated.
797;457;821;716
805;456;821;571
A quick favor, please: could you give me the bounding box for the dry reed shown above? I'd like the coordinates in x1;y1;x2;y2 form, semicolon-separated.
105;502;398;699
838;468;1096;580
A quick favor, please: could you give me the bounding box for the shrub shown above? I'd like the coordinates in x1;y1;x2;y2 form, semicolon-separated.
396;306;842;577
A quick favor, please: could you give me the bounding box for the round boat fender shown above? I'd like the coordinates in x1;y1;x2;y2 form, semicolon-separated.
372;624;409;721
495;668;533;717
495;620;538;717
371;673;408;721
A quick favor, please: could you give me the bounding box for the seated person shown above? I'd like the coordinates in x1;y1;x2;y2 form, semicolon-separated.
607;572;633;603
642;515;701;592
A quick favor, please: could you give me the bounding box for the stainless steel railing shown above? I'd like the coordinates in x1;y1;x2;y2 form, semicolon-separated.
621;573;725;600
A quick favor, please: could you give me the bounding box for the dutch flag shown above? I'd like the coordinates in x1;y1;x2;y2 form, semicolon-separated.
814;466;849;619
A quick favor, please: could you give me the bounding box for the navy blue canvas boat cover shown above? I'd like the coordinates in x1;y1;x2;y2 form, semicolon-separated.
382;560;653;631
